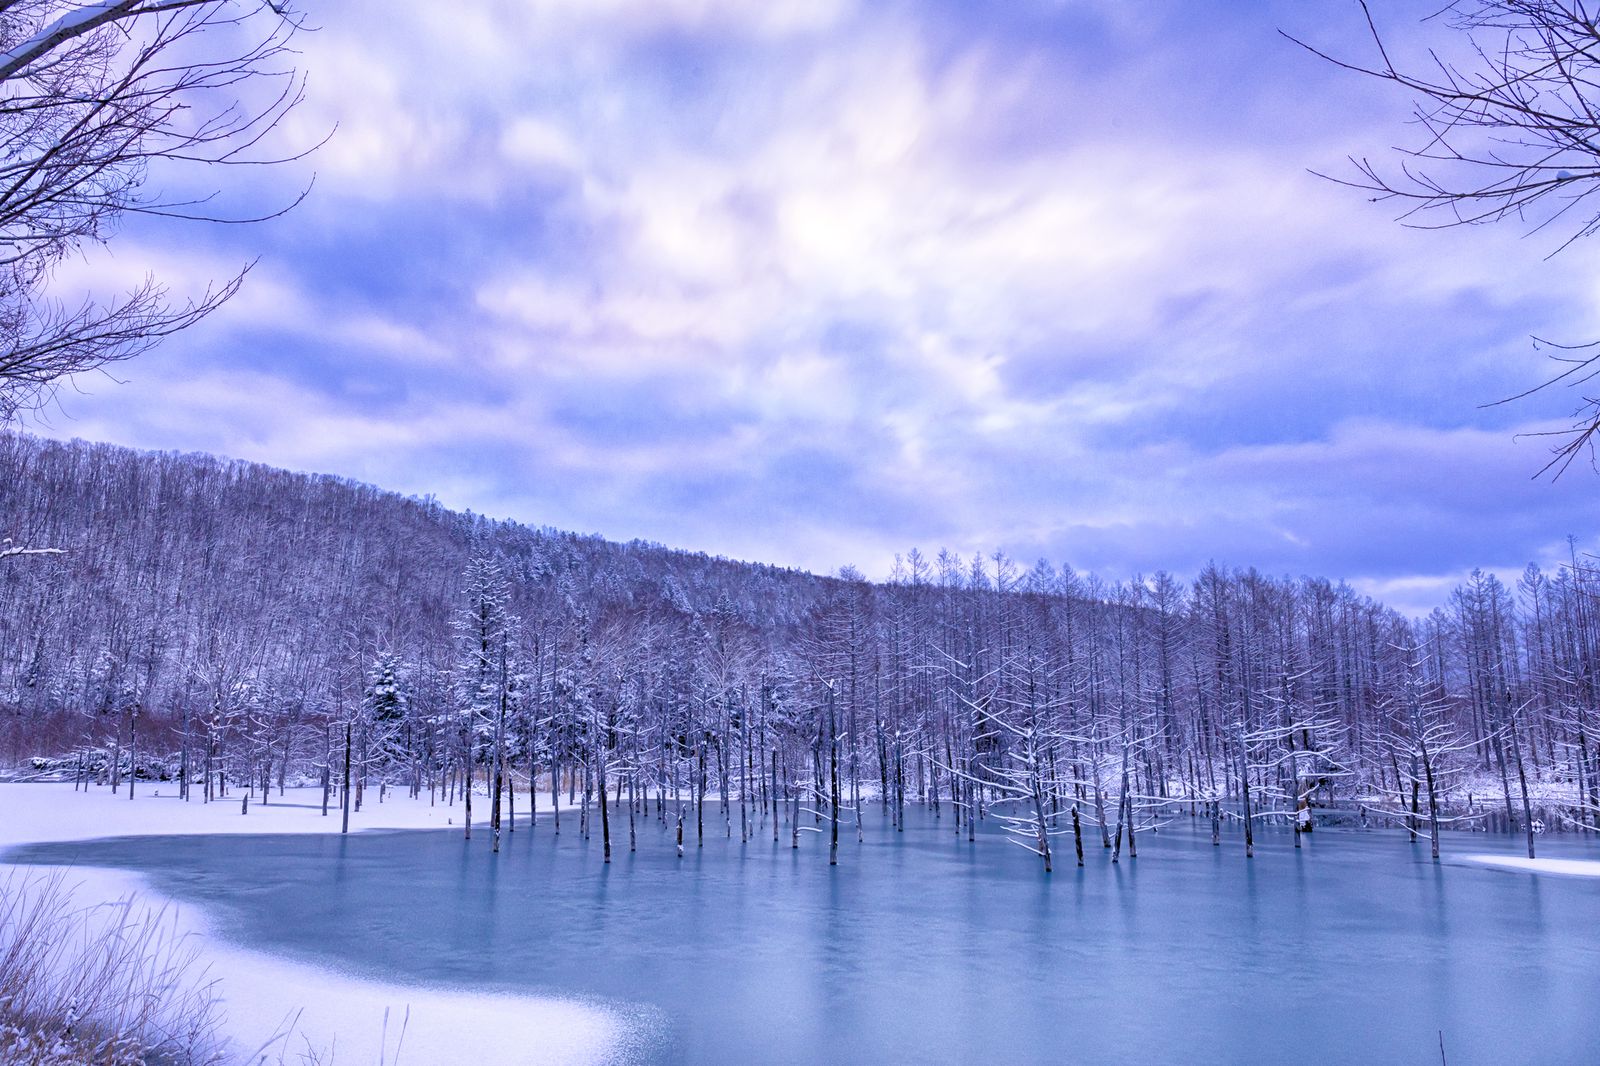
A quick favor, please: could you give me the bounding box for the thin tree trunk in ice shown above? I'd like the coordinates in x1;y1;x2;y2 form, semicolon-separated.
697;743;706;848
600;760;611;864
492;669;506;853
1112;761;1128;863
1422;741;1441;862
829;688;840;867
1125;789;1137;859
1510;717;1536;860
1094;778;1111;849
790;752;800;850
1241;771;1254;859
580;758;591;840
1032;758;1052;873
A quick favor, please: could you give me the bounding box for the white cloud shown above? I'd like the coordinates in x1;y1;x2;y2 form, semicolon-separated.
27;1;1600;607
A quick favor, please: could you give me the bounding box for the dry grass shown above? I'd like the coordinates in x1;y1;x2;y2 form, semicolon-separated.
0;871;225;1065
0;872;412;1065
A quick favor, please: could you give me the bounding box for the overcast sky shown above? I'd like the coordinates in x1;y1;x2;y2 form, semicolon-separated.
25;0;1600;613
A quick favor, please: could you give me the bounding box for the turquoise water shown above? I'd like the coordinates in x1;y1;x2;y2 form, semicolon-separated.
10;808;1600;1064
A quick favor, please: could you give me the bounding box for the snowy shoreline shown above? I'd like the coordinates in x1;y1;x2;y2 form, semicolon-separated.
0;782;629;1065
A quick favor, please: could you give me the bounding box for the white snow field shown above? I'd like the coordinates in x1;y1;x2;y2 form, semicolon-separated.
1461;853;1600;878
0;782;628;1065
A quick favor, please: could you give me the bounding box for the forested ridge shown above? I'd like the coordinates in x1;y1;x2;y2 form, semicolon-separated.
2;430;1596;866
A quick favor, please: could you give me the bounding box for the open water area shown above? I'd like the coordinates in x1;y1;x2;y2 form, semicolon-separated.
11;805;1599;1064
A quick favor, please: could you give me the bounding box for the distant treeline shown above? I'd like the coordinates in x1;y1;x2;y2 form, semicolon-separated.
2;430;1596;867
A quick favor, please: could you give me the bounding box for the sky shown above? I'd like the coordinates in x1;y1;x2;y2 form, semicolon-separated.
23;0;1600;614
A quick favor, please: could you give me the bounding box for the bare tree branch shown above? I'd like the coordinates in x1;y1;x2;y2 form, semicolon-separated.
0;1;315;420
1293;1;1600;473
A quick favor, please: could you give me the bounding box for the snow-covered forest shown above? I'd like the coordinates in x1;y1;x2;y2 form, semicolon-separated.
3;432;1595;868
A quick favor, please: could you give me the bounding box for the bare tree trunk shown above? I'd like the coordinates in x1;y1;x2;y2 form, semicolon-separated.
829;688;840;867
790;751;800;850
581;757;591;840
599;758;611;864
1422;740;1442;862
491;694;505;854
320;723;331;817
1241;766;1254;860
178;705;190;802
1031;759;1052;874
1126;788;1138;859
696;742;706;848
464;748;473;841
127;709;138;801
1510;715;1537;860
341;722;352;835
1112;758;1129;863
966;772;977;843
110;720;122;796
551;751;561;834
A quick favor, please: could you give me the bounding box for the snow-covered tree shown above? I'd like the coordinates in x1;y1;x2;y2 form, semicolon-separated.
452;551;516;847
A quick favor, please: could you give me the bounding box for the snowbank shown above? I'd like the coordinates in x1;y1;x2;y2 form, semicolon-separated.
0;783;629;1065
1462;853;1600;879
0;781;470;849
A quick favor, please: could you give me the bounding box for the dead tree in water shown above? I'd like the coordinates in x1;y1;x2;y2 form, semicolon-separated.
1373;632;1477;862
959;711;1066;873
598;757;611;864
828;683;841;866
1238;722;1255;860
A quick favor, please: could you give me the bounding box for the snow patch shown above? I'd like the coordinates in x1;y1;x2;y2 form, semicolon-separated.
1462;854;1600;879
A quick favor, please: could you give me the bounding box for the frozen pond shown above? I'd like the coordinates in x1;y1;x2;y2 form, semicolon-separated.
11;807;1600;1064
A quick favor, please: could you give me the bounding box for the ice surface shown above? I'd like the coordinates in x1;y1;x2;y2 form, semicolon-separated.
17;799;1600;1065
0;783;624;1065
